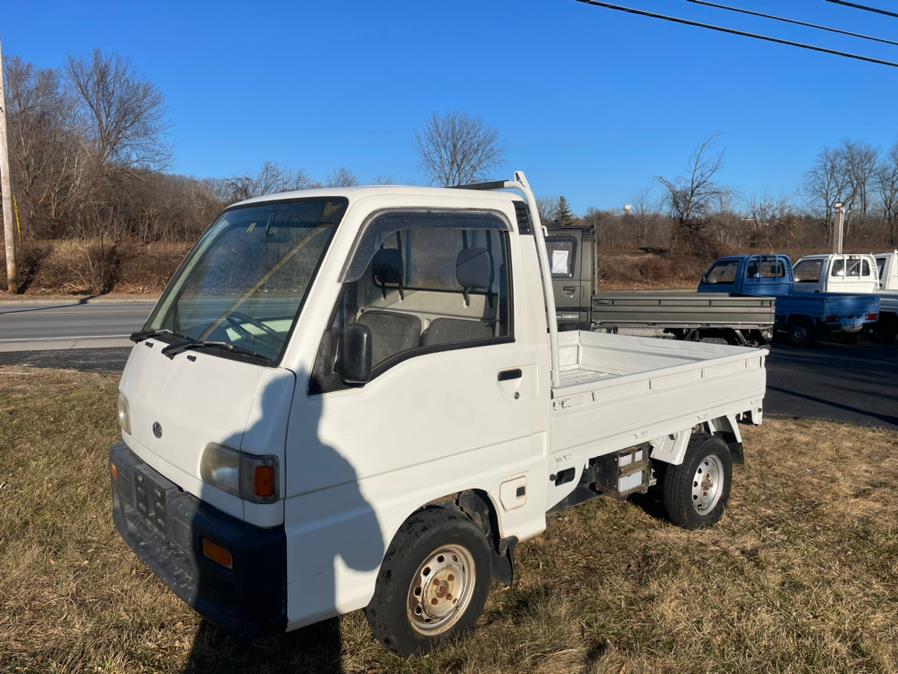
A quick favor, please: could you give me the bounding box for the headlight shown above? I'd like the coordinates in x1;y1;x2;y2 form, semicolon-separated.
117;393;131;435
200;444;278;503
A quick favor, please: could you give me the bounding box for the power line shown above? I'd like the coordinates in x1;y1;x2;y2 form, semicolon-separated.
688;0;898;48
574;0;898;68
826;0;898;19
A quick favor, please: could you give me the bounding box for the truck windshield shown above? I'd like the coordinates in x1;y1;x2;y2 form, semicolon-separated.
703;260;739;284
145;198;348;363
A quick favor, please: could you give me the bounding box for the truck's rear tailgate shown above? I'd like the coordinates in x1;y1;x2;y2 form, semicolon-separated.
776;292;879;319
550;331;766;457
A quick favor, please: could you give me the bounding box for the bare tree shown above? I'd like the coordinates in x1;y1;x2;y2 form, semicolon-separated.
841;140;878;236
326;167;358;187
214;161;312;203
876;143;898;245
656;136;730;252
803;146;853;240
536;196;559;225
4;55;87;237
67;50;168;169
747;194;793;248
415;111;503;186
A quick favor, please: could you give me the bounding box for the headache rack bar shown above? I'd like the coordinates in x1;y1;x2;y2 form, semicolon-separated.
453;172;561;388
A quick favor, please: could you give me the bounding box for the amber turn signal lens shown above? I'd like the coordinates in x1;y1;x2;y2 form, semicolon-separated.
202;538;233;570
254;465;276;499
110;463;119;480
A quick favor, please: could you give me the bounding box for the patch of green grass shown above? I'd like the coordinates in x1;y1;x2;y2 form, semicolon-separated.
1;367;896;673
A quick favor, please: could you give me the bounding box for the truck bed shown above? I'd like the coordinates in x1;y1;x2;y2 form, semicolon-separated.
591;292;775;329
879;293;898;314
550;331;767;458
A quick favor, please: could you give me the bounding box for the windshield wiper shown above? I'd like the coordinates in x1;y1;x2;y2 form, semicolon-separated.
161;338;270;362
130;328;173;343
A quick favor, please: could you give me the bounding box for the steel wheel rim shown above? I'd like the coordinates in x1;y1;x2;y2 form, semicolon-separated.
407;543;476;635
691;454;725;515
792;325;807;341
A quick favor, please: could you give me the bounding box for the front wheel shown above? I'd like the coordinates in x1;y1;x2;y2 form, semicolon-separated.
787;318;817;347
660;433;733;529
365;507;492;656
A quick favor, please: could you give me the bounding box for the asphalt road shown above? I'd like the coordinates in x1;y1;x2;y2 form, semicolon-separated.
0;338;895;430
0;300;154;351
1;299;896;429
765;339;898;429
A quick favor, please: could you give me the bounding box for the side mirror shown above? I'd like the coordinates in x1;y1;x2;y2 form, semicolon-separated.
340;323;372;385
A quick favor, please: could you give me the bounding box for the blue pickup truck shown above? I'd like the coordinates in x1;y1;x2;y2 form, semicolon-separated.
698;255;880;346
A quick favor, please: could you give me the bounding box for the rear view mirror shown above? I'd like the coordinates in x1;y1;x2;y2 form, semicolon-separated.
340;323;372;385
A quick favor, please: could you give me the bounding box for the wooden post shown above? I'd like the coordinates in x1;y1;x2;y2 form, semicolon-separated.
0;41;17;293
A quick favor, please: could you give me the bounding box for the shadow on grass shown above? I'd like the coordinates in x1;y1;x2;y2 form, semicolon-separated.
628;488;667;522
184;618;344;673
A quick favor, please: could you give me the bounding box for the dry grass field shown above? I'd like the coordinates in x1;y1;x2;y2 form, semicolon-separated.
1;367;897;673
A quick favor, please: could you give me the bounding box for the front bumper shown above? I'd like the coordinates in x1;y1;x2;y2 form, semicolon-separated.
110;442;286;637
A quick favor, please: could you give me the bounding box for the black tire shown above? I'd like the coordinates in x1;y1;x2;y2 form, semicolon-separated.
872;315;898;344
660;433;733;530
787;318;817;347
365;507;492;656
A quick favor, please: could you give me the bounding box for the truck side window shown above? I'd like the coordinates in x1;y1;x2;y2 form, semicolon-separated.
546;237;576;277
309;211;512;393
703;260;738;284
793;259;822;283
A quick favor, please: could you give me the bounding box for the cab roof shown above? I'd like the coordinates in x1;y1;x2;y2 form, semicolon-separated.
231;184;526;209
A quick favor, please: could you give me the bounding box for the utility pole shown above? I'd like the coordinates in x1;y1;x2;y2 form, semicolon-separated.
832;202;846;254
0;40;16;293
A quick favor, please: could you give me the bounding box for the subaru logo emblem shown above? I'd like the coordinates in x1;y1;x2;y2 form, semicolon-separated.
152;422;163;439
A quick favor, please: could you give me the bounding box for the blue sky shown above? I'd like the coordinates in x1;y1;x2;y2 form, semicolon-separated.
6;0;898;213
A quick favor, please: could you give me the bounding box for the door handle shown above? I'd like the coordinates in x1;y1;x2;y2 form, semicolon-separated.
498;368;523;381
562;286;576;297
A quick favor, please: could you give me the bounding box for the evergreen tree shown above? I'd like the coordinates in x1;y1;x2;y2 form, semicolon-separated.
554;196;577;227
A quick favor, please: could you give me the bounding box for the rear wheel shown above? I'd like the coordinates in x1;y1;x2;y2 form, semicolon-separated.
365;508;491;656
872;315;898;344
787;318;817;347
660;433;733;529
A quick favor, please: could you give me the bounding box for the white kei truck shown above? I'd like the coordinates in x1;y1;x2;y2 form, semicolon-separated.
110;172;768;656
792;252;898;342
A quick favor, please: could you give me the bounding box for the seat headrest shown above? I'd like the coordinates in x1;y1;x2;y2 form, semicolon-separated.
456;247;490;290
372;248;403;287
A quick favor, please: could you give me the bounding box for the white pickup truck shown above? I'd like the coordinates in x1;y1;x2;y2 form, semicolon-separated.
110;172;768;656
792;252;898;342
